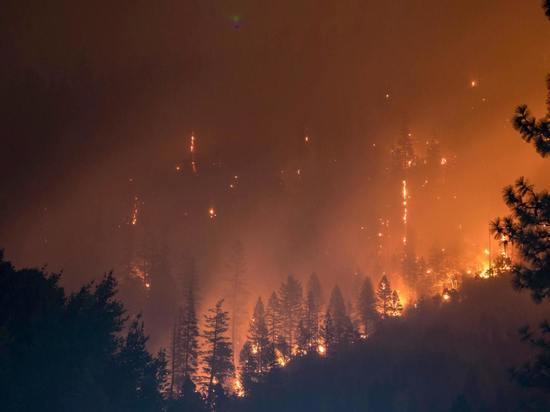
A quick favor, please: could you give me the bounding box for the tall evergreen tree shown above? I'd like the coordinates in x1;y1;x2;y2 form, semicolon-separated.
239;341;259;393
266;291;282;348
114;315;168;412
278;275;303;355
303;273;323;350
388;290;404;318
240;297;275;392
201;299;234;407
376;276;393;319
492;5;550;392
225;241;248;367
357;277;378;337
170;260;200;396
247;298;274;373
323;286;356;352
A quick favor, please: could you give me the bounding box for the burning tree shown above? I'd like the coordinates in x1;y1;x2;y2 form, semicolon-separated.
388;290;403;317
376;276;393;319
201;300;234;407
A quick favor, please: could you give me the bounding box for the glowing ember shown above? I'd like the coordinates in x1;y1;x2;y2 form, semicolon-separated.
440;157;447;165
317;344;326;355
208;207;217;219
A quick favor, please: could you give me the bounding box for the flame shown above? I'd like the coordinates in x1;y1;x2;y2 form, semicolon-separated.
402;180;408;244
233;377;245;397
130;196;139;226
317;344;326;356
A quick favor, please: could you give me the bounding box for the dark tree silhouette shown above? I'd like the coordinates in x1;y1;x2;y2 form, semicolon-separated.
512;74;550;157
225;241;248;367
170;260;200;396
113;315;168;412
298;273;323;351
492;177;549;302
240;297;276;393
491;1;550;393
0;252;167;412
322;286;356;353
357;276;379;337
167;377;207;412
277;275;303;356
201;299;235;407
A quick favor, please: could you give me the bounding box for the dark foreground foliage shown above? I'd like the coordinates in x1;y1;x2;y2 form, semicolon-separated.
237;276;550;412
0;251;167;412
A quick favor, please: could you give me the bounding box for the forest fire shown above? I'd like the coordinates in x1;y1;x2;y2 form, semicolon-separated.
2;1;550;411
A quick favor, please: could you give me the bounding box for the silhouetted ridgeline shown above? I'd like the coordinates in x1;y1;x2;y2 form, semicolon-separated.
1;250;549;411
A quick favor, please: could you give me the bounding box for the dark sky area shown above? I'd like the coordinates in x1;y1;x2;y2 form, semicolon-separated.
1;0;549;347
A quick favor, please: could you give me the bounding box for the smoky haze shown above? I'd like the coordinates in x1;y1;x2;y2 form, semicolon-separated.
1;0;549;348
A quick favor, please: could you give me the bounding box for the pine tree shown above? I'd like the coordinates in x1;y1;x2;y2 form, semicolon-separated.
512;78;550;157
278;275;303;355
240;297;274;389
321;310;334;355
266;292;282;348
357;277;378;337
303;273;323;350
201;299;234;407
225;241;248;367
492;5;550;391
114;315;168;412
388;290;403;317
169;263;200;396
492;177;549;301
323;286;356;352
239;341;259;393
376;276;393;319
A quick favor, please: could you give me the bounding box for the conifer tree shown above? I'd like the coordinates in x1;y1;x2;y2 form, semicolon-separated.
115;315;168;412
492;4;550;391
225;241;248;367
239;341;259;393
303;273;323;350
389;290;403;317
201;299;234;407
266;292;282;348
323;286;356;351
357;277;378;337
376;276;393;319
278;275;303;354
169;271;200;396
240;297;275;389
